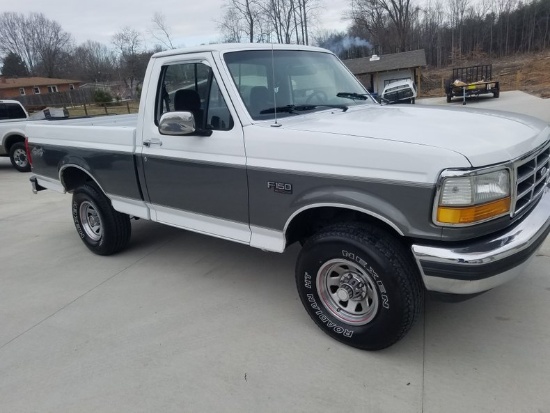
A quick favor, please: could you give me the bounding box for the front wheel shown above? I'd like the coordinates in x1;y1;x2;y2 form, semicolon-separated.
9;142;31;172
72;184;131;255
296;224;423;350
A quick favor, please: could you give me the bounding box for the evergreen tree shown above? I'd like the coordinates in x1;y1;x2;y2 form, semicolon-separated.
1;52;29;76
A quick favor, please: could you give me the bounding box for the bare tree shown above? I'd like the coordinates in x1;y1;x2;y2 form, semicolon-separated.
219;8;247;42
112;27;146;98
264;0;297;43
352;0;418;52
31;13;73;77
69;41;117;82
218;0;316;44
219;0;266;42
150;13;176;50
0;12;72;77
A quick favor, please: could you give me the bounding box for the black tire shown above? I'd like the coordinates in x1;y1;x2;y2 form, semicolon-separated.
411;98;415;104
493;89;500;98
296;223;423;350
9;142;31;172
446;94;452;103
72;183;131;255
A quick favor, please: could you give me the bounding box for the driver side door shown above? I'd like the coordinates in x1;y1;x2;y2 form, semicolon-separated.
140;54;250;243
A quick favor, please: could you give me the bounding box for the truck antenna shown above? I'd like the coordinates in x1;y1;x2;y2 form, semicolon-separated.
271;43;281;127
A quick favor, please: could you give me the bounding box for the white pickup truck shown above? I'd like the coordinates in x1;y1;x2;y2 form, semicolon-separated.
0;99;30;172
27;44;550;350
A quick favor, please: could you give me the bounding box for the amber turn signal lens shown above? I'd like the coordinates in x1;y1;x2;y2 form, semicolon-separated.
437;197;511;224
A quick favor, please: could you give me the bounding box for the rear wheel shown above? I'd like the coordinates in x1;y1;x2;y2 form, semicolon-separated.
446;94;452;103
295;223;423;350
9;142;30;172
493;89;500;98
72;184;131;255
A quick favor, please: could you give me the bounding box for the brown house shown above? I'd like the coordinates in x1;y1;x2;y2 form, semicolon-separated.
0;77;82;99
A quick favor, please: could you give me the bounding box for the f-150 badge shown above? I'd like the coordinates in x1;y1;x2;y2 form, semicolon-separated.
267;181;292;194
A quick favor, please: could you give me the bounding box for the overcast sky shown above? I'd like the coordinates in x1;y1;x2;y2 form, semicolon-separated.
4;0;352;48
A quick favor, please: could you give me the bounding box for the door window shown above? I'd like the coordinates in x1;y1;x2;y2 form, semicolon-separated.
156;62;233;131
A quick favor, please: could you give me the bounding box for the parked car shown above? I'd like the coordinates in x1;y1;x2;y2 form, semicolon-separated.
0;100;30;172
381;79;417;104
26;44;550;350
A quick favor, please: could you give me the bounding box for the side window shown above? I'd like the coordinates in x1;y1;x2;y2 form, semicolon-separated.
7;103;26;119
0;103;24;119
157;62;233;131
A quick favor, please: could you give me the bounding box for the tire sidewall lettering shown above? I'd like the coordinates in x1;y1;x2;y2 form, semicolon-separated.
72;195;101;246
341;249;390;309
72;200;85;240
306;294;354;338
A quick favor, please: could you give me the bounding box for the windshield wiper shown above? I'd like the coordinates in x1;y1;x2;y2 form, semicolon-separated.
259;104;348;114
336;92;369;101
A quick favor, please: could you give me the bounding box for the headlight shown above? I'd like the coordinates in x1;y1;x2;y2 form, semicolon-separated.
435;169;511;225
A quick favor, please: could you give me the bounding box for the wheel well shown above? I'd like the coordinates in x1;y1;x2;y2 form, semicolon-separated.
285;206;404;247
61;167;97;192
4;134;25;152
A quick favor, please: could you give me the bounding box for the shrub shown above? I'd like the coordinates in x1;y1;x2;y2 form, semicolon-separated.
94;89;113;105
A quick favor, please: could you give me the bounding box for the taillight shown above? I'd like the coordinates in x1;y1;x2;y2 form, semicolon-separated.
25;137;32;166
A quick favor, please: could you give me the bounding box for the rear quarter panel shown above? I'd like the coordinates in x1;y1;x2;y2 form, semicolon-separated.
27;116;142;200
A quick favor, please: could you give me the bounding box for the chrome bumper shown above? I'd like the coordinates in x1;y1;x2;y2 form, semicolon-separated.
412;188;550;295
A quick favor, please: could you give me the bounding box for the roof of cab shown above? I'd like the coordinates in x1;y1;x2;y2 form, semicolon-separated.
0;100;24;105
152;43;331;59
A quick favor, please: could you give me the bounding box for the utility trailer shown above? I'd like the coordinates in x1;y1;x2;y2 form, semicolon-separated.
445;64;499;105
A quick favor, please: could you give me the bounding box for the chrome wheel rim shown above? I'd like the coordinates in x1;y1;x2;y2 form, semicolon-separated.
317;259;379;326
79;201;103;241
13;148;28;167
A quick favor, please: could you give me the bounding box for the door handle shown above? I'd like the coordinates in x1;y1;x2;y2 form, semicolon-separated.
143;138;163;147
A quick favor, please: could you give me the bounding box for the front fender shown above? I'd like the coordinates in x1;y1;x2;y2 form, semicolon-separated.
284;183;440;240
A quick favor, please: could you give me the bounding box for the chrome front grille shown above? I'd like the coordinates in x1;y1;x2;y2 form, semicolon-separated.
514;143;550;215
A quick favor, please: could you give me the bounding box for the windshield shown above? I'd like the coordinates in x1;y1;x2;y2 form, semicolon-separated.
224;50;372;120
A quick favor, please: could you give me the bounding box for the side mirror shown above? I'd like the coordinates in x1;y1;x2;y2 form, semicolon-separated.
159;111;196;136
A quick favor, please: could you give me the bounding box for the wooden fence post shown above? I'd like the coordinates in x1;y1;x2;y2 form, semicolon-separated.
126;101;130;113
84;103;88;117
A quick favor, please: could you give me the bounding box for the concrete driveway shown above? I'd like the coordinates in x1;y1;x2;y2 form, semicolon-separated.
1;94;550;412
417;90;550;123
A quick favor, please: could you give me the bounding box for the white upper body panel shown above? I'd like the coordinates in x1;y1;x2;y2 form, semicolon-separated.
25;114;137;153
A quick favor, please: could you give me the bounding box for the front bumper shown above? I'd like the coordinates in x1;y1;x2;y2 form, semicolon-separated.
412;187;550;295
